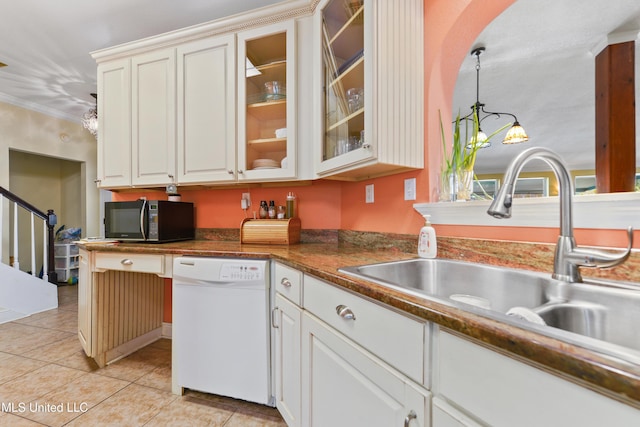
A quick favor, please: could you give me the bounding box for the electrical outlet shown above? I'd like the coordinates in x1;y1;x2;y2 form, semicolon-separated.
365;184;374;203
242;193;251;207
404;178;416;201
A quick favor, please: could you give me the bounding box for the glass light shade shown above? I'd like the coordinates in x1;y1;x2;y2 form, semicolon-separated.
466;129;490;149
502;122;529;144
82;108;98;138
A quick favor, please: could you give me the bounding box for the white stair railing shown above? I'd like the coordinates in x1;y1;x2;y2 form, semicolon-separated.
42;220;49;282
0;186;56;283
13;202;19;270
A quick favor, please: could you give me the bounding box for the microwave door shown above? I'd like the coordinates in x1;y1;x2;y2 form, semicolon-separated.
104;200;147;241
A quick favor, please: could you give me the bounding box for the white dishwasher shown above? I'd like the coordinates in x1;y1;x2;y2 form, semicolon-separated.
172;256;273;406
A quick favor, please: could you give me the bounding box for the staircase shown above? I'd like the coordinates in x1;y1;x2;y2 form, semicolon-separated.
0;187;58;323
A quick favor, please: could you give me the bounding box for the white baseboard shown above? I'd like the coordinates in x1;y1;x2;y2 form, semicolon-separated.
105;327;162;365
162;322;172;339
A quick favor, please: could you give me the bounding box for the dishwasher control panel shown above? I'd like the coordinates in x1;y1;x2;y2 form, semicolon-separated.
219;262;265;281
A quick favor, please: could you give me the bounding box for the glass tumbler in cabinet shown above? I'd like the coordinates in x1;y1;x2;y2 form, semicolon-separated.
238;21;295;181
322;0;366;163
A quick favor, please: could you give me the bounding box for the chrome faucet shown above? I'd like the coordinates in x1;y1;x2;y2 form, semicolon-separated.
487;147;633;282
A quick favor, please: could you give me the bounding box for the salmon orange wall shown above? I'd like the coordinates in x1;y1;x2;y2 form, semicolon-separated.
113;180;342;230
118;0;636;250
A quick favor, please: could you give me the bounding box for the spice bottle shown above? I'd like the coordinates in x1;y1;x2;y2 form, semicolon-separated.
268;200;276;219
286;192;296;218
259;201;268;219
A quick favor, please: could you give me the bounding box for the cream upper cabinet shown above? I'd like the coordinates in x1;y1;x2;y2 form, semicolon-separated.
96;48;177;189
131;48;177;187
97;34;237;188
94;1;424;187
96;58;131;188
237;21;297;182
315;0;424;180
176;34;237;184
95;18;305;189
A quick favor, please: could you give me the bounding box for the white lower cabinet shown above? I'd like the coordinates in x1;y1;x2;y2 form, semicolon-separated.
301;312;429;427
273;293;302;427
77;248;92;356
301;272;429;427
303;275;426;384
273;262;304;427
434;329;640;427
431;398;482;427
272;263;430;427
78;251;167;368
272;266;639;427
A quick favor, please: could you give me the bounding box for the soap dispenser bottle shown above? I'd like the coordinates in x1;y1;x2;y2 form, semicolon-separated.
418;215;437;258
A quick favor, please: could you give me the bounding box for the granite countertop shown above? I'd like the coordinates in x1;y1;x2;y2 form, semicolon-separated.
78;239;640;408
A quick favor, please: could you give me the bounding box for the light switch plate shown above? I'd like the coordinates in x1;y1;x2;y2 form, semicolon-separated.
242;193;251;207
404;178;416;201
365;184;374;203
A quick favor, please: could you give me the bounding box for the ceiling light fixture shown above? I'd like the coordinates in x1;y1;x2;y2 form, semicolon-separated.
462;47;528;147
81;93;98;138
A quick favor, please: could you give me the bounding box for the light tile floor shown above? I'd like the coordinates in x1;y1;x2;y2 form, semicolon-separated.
0;285;287;426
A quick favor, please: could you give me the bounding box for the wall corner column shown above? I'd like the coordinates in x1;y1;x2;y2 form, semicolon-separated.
595;41;636;193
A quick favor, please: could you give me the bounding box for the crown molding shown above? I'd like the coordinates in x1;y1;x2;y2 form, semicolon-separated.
92;0;320;63
0;93;80;124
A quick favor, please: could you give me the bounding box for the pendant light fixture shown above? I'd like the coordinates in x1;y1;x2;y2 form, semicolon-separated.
81;93;98;138
462;47;528;147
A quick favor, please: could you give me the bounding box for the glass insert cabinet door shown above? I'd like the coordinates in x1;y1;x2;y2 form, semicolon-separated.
320;0;371;172
237;21;296;181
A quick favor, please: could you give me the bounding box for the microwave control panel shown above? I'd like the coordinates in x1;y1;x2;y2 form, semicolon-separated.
147;203;159;239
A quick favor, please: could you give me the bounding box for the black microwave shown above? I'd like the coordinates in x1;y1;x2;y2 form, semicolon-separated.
104;200;195;242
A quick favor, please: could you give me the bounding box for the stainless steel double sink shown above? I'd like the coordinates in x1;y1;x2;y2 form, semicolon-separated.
339;258;640;362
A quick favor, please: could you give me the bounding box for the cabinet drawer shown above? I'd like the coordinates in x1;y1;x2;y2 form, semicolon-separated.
94;252;167;275
274;262;302;306
437;330;640;426
304;274;425;383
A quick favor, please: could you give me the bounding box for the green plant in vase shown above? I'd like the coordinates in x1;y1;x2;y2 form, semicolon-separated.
439;107;510;201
